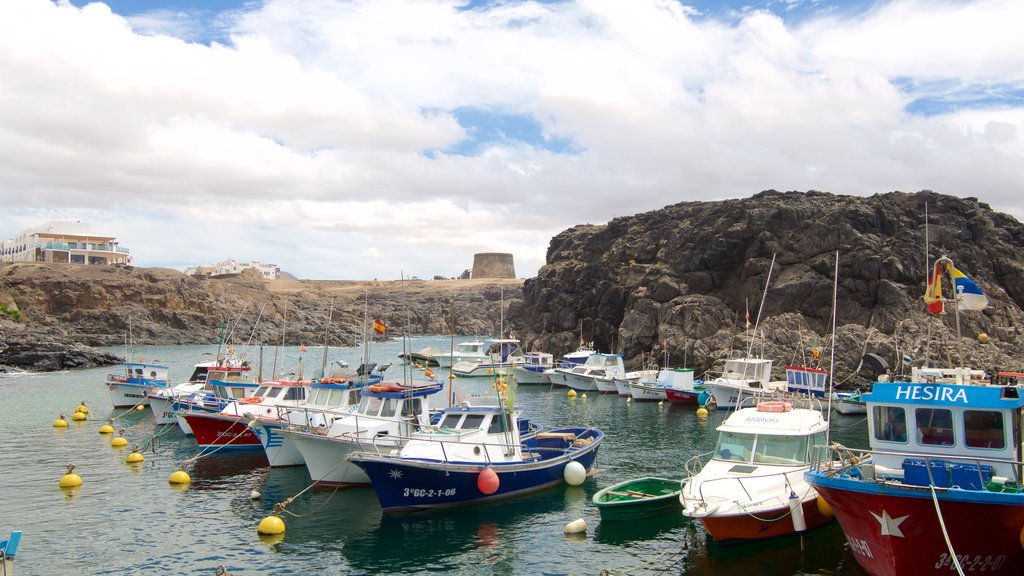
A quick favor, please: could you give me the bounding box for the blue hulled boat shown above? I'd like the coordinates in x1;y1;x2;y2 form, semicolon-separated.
351;401;603;512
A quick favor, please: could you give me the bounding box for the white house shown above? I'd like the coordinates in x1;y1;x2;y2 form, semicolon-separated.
0;221;131;266
185;259;280;280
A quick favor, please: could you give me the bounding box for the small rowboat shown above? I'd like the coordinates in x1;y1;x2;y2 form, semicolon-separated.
592;477;682;521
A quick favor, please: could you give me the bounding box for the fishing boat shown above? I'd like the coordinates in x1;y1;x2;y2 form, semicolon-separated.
106;361;170;408
180;379;311;451
785;365;830;398
680;399;833;543
806;372;1024;576
147;359;256;425
831;388;867;415
627;378;669;402
609;367;658;396
429;340;487;368
351;401;603;512
281;379;445;484
662;368;704;404
703;358;785;409
1;530;21;575
510;351;554;385
593;477;682;521
250;365;383;467
451;338;525;377
552;353;626;392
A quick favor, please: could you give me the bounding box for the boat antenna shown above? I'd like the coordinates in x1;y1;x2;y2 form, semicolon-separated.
825;250;839;444
745;253;776;360
449;293;457;407
321;298;334;379
924;201;935;367
362;291;370;386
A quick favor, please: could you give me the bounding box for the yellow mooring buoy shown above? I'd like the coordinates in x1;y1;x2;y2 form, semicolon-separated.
168;470;191;485
567;389;577;398
53;414;69;428
111;433;129;448
98;420;115;434
258;515;285;536
75;401;89;415
71;411;87;422
59;464;82;488
696;406;709;418
126;446;144;464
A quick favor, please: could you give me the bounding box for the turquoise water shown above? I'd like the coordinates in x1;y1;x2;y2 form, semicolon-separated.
0;337;869;575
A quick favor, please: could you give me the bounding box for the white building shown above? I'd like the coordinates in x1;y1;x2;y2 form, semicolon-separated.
0;221;131;266
185;259;280;280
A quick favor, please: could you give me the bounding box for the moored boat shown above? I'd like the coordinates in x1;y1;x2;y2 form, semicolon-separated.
831;388;867;414
806;372;1024;576
451;338;524;377
703;358;785;409
351;402;602;512
680;399;833;543
180;379;311;451
552;353;625;392
281;380;444;485
147;360;255;425
593;477;682;521
661;368;704;404
106;362;170;408
510;351;554;385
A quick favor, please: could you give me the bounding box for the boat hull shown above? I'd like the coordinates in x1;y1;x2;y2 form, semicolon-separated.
811;474;1024;576
108;382;158;408
181;413;263;450
250;420;304;467
554;371;598;392
511;366;550;385
696;496;832;543
354;429;602;512
665;387;699;404
628;382;667;402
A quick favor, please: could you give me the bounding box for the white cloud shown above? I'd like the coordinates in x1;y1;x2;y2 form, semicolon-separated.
1;0;1023;279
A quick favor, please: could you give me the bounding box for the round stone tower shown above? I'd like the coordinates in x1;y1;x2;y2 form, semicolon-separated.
472;253;516;279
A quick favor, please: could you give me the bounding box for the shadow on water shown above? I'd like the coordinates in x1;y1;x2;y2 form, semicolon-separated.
594;510;689;546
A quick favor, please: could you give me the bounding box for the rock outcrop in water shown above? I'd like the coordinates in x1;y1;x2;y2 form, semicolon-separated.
507;190;1024;386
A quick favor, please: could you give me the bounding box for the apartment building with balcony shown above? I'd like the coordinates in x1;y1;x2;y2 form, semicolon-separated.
0;221;131;265
184;259;280;280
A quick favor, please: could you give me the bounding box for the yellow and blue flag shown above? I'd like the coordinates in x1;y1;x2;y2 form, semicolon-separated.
951;267;988;311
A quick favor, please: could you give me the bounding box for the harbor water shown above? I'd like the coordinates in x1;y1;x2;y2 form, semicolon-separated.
0;337;869;575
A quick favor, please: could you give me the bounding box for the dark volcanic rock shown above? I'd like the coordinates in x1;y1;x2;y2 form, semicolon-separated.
0;324;121;372
507;190;1024;387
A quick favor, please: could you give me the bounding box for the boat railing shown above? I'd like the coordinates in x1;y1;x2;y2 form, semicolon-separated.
690;467;807;508
810;443;1024;489
357;429;592;462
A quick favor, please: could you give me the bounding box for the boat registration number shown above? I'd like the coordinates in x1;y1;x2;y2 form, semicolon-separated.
936;554;1007;572
403;488;457;498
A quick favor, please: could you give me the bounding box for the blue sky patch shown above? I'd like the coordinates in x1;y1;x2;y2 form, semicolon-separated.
435;107;579;156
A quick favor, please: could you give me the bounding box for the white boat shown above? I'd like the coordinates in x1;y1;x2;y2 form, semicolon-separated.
612;368;659;397
551;353;626;392
680;399;833;543
283;381;444;486
147;360;255;425
451;339;525;377
106;362;170;408
785;365;830;398
250;363;385;467
430;340;488;368
511;352;554;384
831;389;867;414
179;379;312;450
703;358;785;409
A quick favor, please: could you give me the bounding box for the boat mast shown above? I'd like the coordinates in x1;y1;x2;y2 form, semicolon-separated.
321;298;334;379
825;250;839;445
362;292;370;386
449;293;456;406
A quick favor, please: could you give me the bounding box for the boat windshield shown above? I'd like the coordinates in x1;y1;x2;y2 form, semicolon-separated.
714;431;818;465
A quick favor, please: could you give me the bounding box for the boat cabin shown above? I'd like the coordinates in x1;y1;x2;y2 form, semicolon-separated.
405;404;525;462
522;352;554;370
114;362;170;385
865;381;1024;485
322;382;444;439
722;358;773;386
713;402;828;466
785;365;830;398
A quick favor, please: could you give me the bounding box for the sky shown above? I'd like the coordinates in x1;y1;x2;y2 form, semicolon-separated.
1;0;1022;280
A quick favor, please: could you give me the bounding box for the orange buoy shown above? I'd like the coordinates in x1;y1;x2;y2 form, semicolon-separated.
477;467;499;495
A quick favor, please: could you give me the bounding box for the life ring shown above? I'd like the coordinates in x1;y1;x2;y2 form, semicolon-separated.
757;401;792;413
240;397;263;404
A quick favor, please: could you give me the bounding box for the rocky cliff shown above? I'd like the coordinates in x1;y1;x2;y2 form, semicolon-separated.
0;264;521;372
508;190;1024;386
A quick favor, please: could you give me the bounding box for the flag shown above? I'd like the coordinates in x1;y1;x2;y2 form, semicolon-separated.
299;343;307;353
951;267;989;311
902;354;912;366
373;320;386;334
425;367;435;379
923;261;943;315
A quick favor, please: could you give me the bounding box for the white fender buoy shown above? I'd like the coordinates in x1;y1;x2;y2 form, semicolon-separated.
564;461;586;486
251;490;262;500
563;518;587;534
789;492;807;532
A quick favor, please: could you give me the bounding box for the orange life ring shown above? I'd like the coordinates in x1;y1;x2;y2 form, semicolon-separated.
240;397;263;404
757;401;792;413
